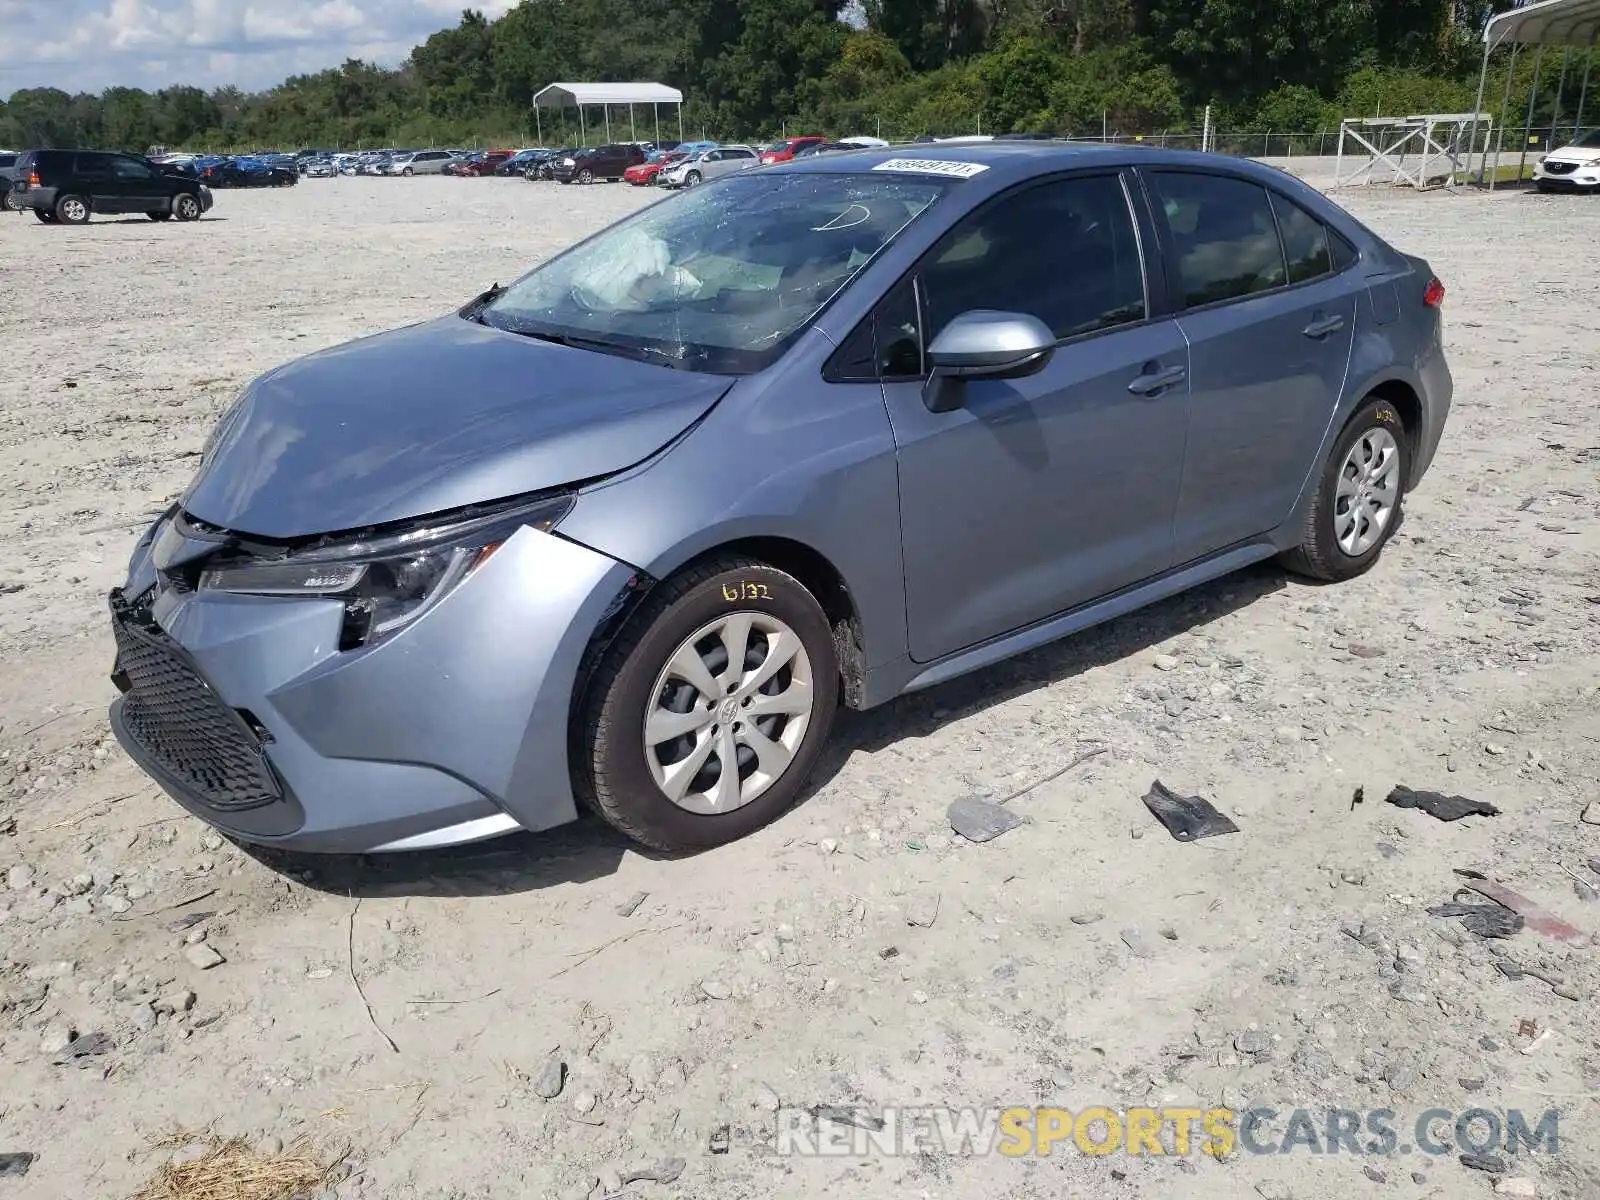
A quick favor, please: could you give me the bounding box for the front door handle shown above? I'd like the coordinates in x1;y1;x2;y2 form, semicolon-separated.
1127;363;1187;396
1302;313;1346;339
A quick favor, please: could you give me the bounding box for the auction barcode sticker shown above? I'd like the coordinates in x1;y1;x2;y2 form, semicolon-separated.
871;158;990;178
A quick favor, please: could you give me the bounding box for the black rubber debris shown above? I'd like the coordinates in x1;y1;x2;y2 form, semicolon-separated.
1426;901;1524;939
1142;781;1240;842
1459;1152;1506;1174
1385;786;1501;822
0;1153;35;1179
947;796;1027;843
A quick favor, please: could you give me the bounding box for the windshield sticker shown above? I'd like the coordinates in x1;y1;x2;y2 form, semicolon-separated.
871;158;989;179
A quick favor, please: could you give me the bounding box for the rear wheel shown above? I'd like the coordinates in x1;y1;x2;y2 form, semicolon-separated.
2;188;21;212
54;194;90;224
173;193;201;222
1281;397;1409;582
578;558;839;854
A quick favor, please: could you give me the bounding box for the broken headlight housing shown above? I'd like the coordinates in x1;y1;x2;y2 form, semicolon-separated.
198;493;574;648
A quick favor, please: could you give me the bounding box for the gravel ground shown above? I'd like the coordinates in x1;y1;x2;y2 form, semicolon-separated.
1;175;1598;1200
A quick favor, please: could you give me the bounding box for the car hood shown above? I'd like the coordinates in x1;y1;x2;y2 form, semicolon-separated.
181;315;735;539
1545;145;1600;163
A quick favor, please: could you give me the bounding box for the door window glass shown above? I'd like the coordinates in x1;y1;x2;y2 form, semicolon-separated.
111;157;153;181
919;174;1147;343
1150;171;1288;306
1269;193;1333;284
74;152;113;179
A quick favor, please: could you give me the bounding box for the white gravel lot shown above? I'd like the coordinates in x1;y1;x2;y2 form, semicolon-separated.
1;174;1598;1200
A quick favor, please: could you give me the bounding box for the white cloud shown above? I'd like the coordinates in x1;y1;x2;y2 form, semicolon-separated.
0;0;517;95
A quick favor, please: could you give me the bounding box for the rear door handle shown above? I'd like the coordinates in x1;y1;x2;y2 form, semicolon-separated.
1302;314;1346;339
1127;364;1187;396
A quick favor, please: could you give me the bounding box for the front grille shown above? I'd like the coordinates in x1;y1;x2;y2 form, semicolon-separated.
112;615;282;812
1543;160;1577;175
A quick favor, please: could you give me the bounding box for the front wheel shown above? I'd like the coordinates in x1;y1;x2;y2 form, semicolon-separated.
402;167;413;177
1281;397;1409;582
685;171;702;187
578;168;594;184
578;558;839;854
173;193;201;222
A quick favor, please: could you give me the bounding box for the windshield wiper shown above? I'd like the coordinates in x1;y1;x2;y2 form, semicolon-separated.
460;282;506;323
503;327;688;370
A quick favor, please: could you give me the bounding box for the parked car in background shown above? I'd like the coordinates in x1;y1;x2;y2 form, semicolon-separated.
623;150;688;186
659;144;758;188
455;150;515;176
551;144;647;183
760;136;826;164
303;158;337;178
11;148;213;223
202;157;298;188
1;151;23;211
839;135;889;147
791;141;860;159
1533;128;1600;192
496;148;548;176
386;150;456;176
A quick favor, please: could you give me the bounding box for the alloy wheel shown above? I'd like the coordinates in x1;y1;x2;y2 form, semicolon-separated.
1334;427;1400;556
643;612;815;815
60;197;87;222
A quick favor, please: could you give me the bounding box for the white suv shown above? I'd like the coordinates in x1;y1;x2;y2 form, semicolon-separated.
1534;129;1600;193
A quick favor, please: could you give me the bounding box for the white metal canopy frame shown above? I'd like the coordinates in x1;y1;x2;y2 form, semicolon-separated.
1470;0;1600;186
531;82;685;148
1333;112;1495;189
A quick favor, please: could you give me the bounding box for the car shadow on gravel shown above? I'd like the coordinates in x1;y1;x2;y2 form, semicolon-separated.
247;562;1289;896
815;560;1291;780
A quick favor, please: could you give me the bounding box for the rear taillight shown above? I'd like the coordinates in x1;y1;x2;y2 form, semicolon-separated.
1423;278;1446;307
27;170;40;187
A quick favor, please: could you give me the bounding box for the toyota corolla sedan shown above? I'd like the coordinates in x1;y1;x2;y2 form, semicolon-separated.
109;144;1451;857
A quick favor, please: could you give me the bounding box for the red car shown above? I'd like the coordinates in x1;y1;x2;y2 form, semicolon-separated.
448;150;513;177
760;136;826;165
623;151;686;186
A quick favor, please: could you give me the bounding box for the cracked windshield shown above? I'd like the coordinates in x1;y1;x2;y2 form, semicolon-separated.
480;173;947;373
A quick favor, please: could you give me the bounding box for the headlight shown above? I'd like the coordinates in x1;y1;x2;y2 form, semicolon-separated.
563;157;576;166
198;493;574;648
1585;156;1600;166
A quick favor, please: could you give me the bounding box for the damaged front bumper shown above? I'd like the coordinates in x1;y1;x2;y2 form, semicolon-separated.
108;516;636;853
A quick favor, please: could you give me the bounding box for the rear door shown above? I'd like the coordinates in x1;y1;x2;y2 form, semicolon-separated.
1142;169;1357;560
875;171;1192;661
73;152;121;211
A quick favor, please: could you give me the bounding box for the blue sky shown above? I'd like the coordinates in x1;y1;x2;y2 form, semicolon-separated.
1;0;516;97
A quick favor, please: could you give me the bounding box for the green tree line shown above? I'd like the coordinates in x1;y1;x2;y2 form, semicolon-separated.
0;0;1581;153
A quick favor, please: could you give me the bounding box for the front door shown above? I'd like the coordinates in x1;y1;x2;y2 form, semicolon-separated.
110;155;165;213
73;152;122;213
878;172;1192;663
1143;170;1359;558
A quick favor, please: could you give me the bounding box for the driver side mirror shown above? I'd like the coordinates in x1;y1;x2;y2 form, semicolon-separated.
922;310;1056;413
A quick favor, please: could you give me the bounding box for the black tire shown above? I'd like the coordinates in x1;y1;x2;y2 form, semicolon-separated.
173;193;201;222
54;194;90;224
402;167;413;177
578;167;594;184
33;208;56;223
685;170;702;187
147;211;171;221
2;188;21;213
1280;396;1410;582
577;557;839;854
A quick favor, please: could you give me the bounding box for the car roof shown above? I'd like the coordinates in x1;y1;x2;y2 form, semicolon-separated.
768;140;1303;187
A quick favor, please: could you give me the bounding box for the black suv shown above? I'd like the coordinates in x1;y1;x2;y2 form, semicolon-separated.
12;149;214;225
551;143;647;184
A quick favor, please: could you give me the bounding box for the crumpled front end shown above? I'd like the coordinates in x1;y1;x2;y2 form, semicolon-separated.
109;510;636;854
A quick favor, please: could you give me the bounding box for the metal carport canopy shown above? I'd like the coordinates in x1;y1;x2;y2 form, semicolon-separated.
1483;0;1600;47
532;82;683;107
